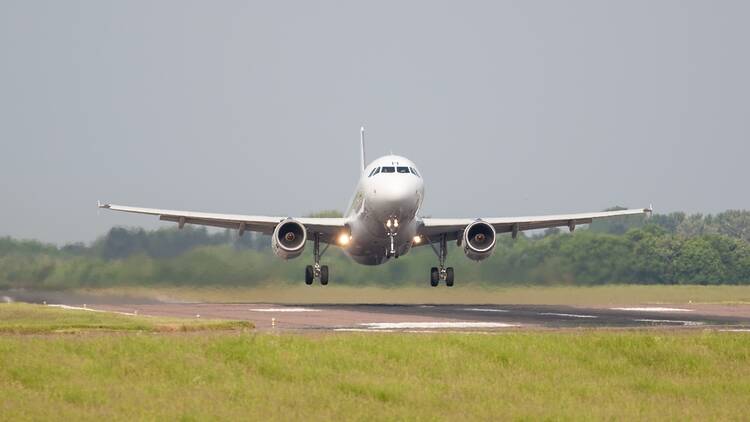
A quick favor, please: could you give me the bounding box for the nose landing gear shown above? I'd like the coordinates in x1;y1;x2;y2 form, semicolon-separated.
428;234;454;287
305;233;329;285
385;217;399;258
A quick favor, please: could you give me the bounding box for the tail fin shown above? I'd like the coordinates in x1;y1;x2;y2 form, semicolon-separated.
360;126;366;173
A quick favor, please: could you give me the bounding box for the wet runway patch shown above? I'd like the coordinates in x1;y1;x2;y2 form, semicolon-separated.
248;307;320;313
611;307;693;312
360;322;519;330
462;308;509;313
538;312;598;319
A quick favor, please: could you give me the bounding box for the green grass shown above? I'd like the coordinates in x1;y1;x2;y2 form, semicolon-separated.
0;303;253;334
84;284;750;305
1;330;749;420
1;303;749;419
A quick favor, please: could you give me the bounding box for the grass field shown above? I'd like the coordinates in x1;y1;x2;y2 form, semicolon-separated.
82;284;750;305
0;303;252;334
2;303;750;420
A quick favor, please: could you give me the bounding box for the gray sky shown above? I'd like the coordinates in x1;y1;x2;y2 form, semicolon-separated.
1;1;748;244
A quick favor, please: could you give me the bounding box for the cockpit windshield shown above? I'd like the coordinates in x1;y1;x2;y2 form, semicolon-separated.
369;165;420;177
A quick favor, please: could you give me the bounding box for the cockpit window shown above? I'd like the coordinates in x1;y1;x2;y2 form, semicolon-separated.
397;166;410;174
381;166;395;173
410;167;420;177
368;167;380;177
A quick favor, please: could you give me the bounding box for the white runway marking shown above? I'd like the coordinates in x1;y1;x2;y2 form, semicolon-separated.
462;308;509;313
48;304;101;312
47;304;137;316
249;308;320;312
361;322;519;329
539;312;598;318
719;329;750;332
612;307;693;312
333;328;395;333
635;319;703;326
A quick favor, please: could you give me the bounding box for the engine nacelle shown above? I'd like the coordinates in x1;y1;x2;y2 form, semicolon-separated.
271;219;307;259
463;220;496;261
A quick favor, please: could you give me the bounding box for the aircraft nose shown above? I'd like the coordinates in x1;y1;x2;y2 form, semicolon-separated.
370;177;421;218
376;181;413;204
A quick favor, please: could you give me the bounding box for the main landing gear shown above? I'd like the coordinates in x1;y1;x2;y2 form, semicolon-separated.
428;234;454;287
305;233;329;285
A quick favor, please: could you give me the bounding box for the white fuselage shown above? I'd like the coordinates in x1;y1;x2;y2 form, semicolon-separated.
343;155;425;265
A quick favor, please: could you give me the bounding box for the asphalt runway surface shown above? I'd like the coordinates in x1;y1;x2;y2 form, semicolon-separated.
5;290;750;332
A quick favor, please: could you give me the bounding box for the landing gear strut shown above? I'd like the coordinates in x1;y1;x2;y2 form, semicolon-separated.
428;234;454;287
305;233;329;285
385;217;399;258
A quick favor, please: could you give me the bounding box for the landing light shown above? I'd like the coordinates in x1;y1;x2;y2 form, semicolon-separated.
412;236;422;244
338;233;351;245
386;220;392;228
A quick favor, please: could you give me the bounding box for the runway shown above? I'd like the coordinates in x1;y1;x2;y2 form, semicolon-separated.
5;290;750;332
120;303;750;331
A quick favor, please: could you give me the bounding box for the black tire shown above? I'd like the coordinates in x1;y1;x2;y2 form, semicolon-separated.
320;265;329;285
430;267;439;287
446;267;455;287
305;265;314;285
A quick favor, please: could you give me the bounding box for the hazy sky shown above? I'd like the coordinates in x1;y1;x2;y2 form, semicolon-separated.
1;1;748;244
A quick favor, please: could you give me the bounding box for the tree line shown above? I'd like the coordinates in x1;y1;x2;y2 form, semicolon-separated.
1;209;749;288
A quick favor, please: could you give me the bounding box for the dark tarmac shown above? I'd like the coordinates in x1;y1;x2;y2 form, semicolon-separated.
5;290;750;332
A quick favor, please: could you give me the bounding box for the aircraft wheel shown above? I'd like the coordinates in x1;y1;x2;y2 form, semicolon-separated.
430;267;439;287
305;265;314;285
446;267;455;287
320;265;329;285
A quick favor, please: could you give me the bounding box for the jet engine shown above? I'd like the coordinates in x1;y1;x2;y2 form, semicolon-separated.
271;219;307;259
462;220;496;261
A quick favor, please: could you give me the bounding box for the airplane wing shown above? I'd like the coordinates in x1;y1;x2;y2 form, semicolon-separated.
97;203;348;242
418;207;652;242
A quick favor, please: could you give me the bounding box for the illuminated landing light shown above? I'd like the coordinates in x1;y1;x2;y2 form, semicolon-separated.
386;219;392;228
338;233;351;245
393;219;399;228
412;236;422;244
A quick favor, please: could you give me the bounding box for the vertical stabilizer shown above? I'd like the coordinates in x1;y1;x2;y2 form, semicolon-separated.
360;126;366;173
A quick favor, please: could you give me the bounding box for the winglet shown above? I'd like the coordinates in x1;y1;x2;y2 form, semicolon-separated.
97;201;110;209
645;204;653;216
360;126;366;173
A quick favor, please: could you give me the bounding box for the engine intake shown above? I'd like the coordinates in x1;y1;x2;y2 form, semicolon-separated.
272;219;307;259
463;220;496;261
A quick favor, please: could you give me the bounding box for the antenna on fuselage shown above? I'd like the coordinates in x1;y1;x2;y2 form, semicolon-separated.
360;126;366;173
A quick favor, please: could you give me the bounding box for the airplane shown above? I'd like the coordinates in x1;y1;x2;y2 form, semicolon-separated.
98;127;652;287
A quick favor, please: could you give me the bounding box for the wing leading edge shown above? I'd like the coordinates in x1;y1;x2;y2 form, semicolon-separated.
97;203;348;241
418;206;652;241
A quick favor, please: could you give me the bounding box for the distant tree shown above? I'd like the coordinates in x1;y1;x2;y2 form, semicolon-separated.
233;232;271;251
60;242;89;256
4;208;750;288
676;214;715;238
714;210;750;243
0;237;59;256
588;206;646;235
100;227;148;259
647;212;685;233
92;226;231;260
673;237;727;284
540;227;562;238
